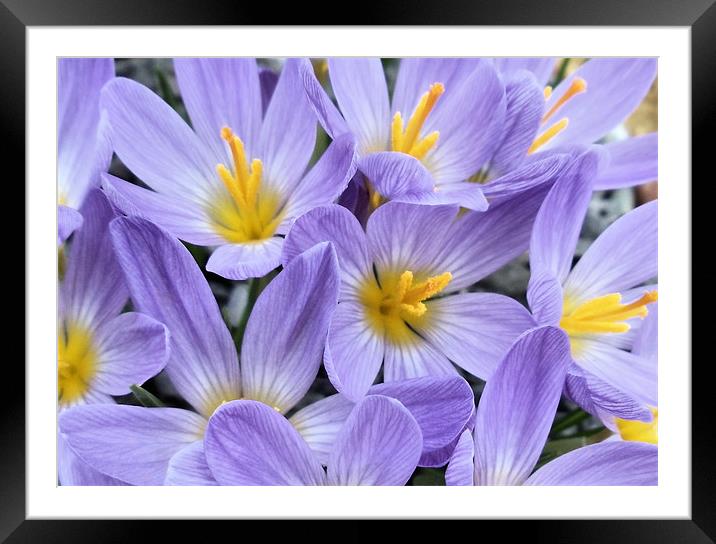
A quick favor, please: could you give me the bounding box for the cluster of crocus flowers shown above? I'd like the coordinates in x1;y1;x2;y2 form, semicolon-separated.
57;56;659;489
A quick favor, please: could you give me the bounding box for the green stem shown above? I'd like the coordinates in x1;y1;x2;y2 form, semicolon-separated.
232;277;262;347
552;58;571;87
130;384;165;407
550;409;590;436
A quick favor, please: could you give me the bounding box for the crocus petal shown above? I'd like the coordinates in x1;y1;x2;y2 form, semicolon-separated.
282;204;372;300
91;312;169;396
290;394;356;465
205;237;283;281
327;396;422;486
383;336;456;382
563;200;657;304
473;326;572;486
422;61;506;183
174;58;262;161
58;58;114;208
481;153;570;203
61;190;127;329
59;405;205;485
359;152;434;200
58;205;83;245
527;273;564;326
525;441;657;485
110;217;241;418
540;58;657;150
259;59;317;195
205;400;326;486
298;58;349;139
445;430;475;486
325;302;385;401
494;58;557;87
414;293;536;380
165;441;218;486
101;173;226;246
242;243;340;413
281;133;358;220
594;133;658;190
633;303;658;364
395;182;489;212
58;434;127;486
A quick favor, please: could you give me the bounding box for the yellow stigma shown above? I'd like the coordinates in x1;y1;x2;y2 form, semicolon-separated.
616;408;658;444
560;290;658;336
528;77;587;154
361;269;452;344
391;83;444;160
58;323;98;405
209;127;284;243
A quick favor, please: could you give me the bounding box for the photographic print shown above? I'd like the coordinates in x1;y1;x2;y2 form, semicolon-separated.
56;57;658;487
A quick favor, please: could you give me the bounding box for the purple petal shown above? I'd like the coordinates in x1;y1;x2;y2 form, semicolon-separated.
395;182;489;212
58;205;83;245
594;133;658;190
174;58;262;161
205;400;326;485
414;293;536;380
564;200;657;304
494;58;557;87
298;58;349;139
383;335;456;382
633;302;658;364
359;151;434;199
165;441;218;486
527;272;564;326
445;430;475;486
282;204;372;300
110;217;241;418
59;404;205;485
328;58;390;155
58;434;127;486
525;441;657;485
327;396;422;485
474;326;571;485
259;59;317;195
290;393;355;465
205;237;283;280
92;312;169;396
242;243;340;413
259;67;279;116
481;153;571;203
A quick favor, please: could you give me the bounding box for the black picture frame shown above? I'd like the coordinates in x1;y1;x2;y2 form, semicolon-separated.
5;0;708;539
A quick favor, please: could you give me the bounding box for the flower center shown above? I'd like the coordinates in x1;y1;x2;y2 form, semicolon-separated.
391;83;445;160
616;408;658;444
209;127;284;243
58;323;97;405
528;77;587;154
560;290;658;336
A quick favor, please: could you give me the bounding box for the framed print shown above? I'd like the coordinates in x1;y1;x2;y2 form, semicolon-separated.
5;0;710;538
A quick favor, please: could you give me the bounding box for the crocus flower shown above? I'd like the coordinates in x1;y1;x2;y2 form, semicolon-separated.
300;58;507;210
204;395;424;486
58;58;114;243
58;190;170;484
59;216;341;485
527;157;658;422
445;326;658;486
100;58;357;280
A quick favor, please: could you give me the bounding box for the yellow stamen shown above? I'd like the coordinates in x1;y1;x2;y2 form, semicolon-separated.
542;77;587;123
560;290;658;336
543;86;553;100
58;323;97;405
391;83;444;159
616;408;658;444
528;118;569;154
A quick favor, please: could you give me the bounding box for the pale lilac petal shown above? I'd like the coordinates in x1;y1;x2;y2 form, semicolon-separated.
91;312;169;396
281;204;372;300
290;394;355;465
395;182;489;212
110;217;241;418
481;153;571;203
633;303;658;364
205;400;326;486
525;441;657;485
164;441;218;486
58;434;127;486
325;301;385;401
494;58;557;87
242;243;340;413
259;59;317;195
594;133;658;190
298;58;349;139
58;205;83;245
259;67;279;115
59;405;206;485
174;58;262;161
564;200;657;304
540;58;657;150
527;273;564;326
414;293;536;380
383;336;456;381
445;430;475;486
206;237;283;281
474;326;571;485
327;396;422;486
359;151;434;199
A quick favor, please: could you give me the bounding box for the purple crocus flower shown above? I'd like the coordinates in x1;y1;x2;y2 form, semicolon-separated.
58;190;170;484
100;58;357;280
446;326;657;486
527;155;658;423
58;58;114;243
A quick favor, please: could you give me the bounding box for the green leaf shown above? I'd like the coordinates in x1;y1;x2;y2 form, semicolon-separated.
130;384;165;407
411;468;446;486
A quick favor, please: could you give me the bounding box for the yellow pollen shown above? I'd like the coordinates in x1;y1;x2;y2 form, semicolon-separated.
560;290;658;336
543;86;553;100
542;77;587;123
391;83;444;160
209;127;284;243
616;408;658;444
58;323;98;405
528;118;569;154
